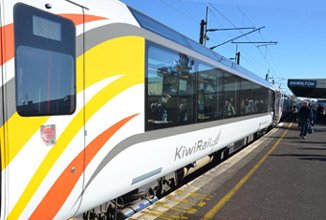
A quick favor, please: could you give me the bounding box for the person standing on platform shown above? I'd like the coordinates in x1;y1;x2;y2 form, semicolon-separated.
298;101;313;139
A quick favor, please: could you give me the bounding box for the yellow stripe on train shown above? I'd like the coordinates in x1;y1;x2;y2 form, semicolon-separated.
8;36;145;219
2;36;144;169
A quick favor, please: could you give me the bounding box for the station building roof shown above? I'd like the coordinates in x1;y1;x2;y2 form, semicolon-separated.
288;79;326;98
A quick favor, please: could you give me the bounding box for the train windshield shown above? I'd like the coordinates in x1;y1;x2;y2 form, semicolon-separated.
14;3;76;116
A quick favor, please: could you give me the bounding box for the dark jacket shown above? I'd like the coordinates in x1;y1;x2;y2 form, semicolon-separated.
298;105;313;121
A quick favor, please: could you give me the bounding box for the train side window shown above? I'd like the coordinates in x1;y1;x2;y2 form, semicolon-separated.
197;64;221;121
253;85;268;113
268;90;274;112
14;3;76;116
221;72;239;118
239;78;254;115
146;43;195;130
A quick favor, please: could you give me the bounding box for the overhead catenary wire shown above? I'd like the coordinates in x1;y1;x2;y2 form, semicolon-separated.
210;26;266;49
140;0;282;83
159;0;198;23
202;5;241;58
207;3;269;73
235;5;282;79
157;1;257;74
222;4;281;80
172;0;265;72
203;5;263;73
158;0;227;49
157;0;238;61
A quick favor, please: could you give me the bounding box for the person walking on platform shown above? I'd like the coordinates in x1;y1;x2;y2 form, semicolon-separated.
298;101;313;139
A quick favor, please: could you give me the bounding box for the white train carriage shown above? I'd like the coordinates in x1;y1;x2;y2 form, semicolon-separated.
0;0;277;219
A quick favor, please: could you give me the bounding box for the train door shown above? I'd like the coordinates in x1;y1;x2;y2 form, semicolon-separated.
273;91;282;125
2;1;85;219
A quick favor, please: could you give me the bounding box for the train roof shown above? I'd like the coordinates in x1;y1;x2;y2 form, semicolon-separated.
129;7;274;90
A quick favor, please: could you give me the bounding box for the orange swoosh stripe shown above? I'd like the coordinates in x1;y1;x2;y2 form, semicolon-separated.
29;114;139;220
0;14;106;66
60;14;107;26
0;24;14;66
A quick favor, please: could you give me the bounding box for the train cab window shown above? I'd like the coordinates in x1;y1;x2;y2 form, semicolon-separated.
14;3;76;116
146;43;195;130
197;64;221;121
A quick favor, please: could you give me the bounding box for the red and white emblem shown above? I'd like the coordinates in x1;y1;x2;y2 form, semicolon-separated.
40;124;56;145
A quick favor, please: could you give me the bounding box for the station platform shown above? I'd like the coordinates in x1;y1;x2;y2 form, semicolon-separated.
130;116;326;220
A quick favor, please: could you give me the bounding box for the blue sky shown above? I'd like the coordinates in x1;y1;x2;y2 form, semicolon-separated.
121;0;326;95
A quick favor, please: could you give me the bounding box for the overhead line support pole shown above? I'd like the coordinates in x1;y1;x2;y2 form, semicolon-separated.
199;19;207;45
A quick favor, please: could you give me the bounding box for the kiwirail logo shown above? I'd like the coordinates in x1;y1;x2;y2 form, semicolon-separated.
174;132;221;161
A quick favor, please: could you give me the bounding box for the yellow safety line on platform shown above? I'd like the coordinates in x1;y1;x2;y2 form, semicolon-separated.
201;122;293;220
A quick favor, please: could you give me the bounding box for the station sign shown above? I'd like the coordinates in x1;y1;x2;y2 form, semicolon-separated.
288;79;317;88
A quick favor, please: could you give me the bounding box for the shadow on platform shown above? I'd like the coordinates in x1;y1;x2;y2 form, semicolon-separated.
270;153;326;162
299;147;326;151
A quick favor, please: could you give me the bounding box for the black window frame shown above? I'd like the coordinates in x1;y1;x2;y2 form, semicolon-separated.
145;41;196;130
197;62;222;121
144;41;274;131
14;3;76;117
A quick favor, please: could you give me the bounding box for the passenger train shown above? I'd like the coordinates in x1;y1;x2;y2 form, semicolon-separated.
0;0;288;219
